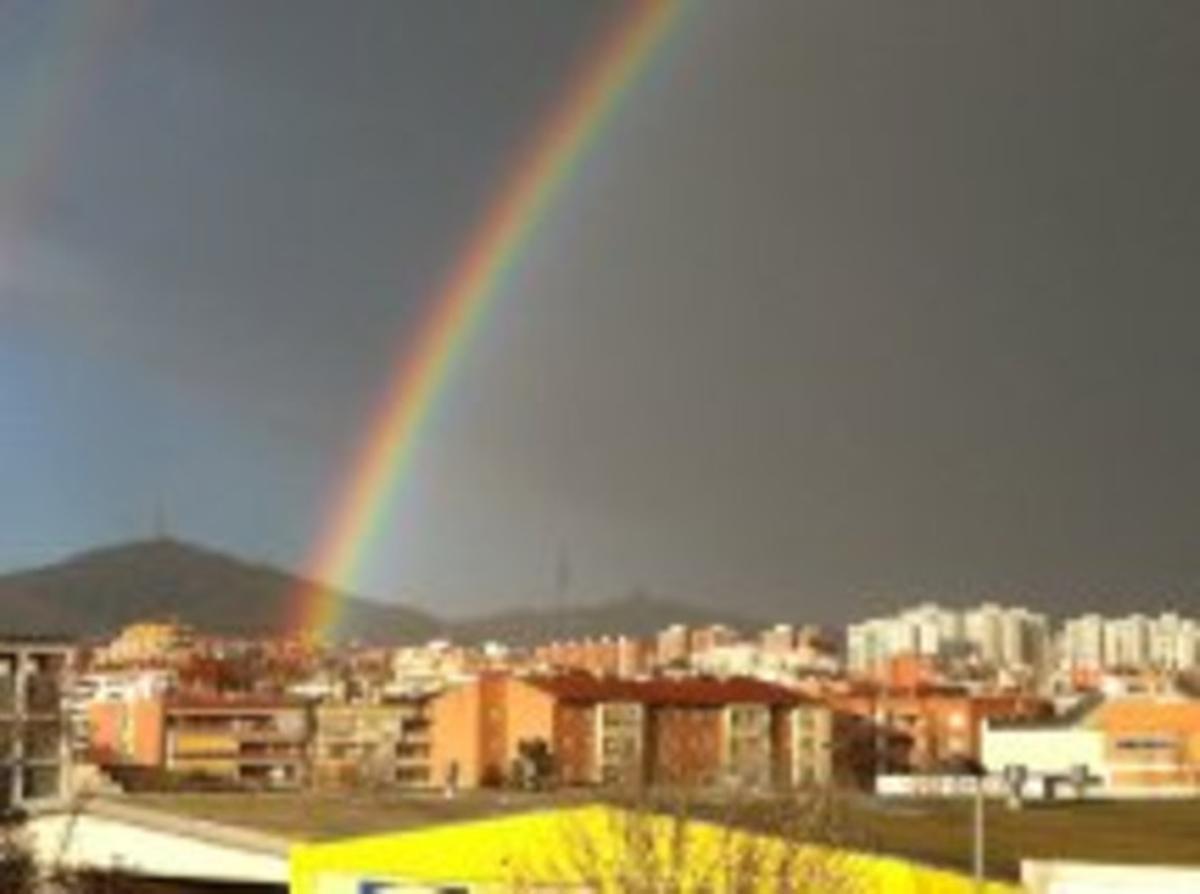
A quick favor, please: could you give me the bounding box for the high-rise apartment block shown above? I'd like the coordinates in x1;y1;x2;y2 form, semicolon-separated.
1059;612;1200;673
847;603;1048;678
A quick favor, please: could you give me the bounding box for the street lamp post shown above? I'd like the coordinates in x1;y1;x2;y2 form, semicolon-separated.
972;769;986;893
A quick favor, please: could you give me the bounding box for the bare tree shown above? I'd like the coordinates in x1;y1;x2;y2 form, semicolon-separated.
509;785;866;894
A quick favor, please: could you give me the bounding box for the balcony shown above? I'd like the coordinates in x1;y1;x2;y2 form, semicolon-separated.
0;723;15;761
25;677;61;716
22;721;62;762
234;754;307;766
19;765;62;802
170;723;305;745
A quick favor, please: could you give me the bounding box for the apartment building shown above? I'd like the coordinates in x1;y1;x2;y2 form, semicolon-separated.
1060;614;1106;676
759;624;833;666
0;638;73;809
163;696;310;787
847;603;1048;679
832;686;1049;774
75;668;174;758
95;622;195;668
1059;612;1200;675
656;625;692;667
691;642;839;685
429;673;828;790
847;604;960;676
312;697;433;788
690;624;740;656
534;636;654;679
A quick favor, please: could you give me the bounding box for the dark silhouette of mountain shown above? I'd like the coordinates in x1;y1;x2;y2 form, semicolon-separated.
445;589;760;646
0;539;439;644
0;540;763;646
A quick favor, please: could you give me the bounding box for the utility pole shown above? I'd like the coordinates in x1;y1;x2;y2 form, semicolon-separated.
973;772;986;893
152;496;170;541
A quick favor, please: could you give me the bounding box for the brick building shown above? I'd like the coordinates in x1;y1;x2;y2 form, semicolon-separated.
831;685;1049;775
429;673;831;791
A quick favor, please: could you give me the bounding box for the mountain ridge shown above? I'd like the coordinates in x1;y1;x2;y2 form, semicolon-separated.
0;539;760;646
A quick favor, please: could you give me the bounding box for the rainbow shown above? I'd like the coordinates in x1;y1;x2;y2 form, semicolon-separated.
292;0;682;638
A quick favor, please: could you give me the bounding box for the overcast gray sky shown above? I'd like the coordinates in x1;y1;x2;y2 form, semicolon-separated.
3;0;1200;624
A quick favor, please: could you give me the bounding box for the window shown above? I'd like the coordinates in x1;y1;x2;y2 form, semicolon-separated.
1114;736;1175;751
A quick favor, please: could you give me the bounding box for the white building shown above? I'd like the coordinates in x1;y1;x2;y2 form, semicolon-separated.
1060;614;1106;672
1059;612;1200;673
847;602;1047;677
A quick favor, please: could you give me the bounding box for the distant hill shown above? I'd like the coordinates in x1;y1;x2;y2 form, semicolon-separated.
445;590;759;646
0;539;439;644
0;540;761;646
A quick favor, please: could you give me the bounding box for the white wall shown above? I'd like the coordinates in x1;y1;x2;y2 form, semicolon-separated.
981;726;1106;780
24;811;289;884
1023;860;1200;894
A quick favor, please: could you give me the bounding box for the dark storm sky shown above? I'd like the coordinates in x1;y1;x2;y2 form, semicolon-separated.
3;0;1200;624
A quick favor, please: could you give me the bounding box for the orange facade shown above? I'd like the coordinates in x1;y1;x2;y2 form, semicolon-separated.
429;673;807;789
1093;699;1200;789
86;698;165;765
832;687;1048;772
534;637;654;678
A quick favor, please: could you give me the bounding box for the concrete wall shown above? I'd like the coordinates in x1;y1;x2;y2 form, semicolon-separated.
25;809;288;884
982;726;1106;780
1023;859;1200;893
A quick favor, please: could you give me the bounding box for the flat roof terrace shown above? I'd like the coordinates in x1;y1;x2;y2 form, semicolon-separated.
126;789;584;842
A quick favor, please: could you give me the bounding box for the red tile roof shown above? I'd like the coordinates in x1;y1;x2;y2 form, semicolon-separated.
525;674;805;707
167;693;307;711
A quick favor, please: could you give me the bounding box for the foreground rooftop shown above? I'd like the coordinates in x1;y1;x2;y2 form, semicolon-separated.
127;789;581;842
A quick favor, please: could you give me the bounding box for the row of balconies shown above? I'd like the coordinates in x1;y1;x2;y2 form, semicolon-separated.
315;728;431;746
0;721;64;761
0;678;63;716
168;722;307;743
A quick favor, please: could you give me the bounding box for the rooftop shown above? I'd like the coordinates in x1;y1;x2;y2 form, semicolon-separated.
125;790;583;842
0;635;76;649
525;674;806;706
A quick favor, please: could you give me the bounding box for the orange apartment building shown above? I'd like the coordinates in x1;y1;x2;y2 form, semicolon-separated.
534;637;654;679
165;695;310;786
831;685;1049;774
89;694;310;787
430;673;831;790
